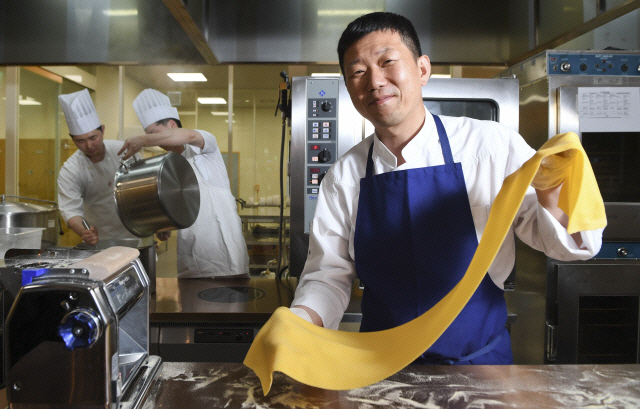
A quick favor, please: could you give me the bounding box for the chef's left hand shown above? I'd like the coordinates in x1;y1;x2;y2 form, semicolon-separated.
118;136;146;160
533;149;584;248
531;149;577;190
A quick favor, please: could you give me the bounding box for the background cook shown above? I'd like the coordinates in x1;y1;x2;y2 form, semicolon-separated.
120;88;250;279
57;89;143;246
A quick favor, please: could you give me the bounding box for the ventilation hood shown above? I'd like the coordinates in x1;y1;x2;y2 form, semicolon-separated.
1;0;511;66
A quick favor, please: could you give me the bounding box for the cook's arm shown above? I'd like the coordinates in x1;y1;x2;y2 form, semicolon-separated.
535;184;584;248
119;128;204;159
290;305;324;327
290;166;356;330
66;215;99;245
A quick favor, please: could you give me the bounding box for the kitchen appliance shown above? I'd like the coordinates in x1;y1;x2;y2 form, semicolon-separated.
114;152;200;238
4;247;161;409
0;195;61;248
0;247;100;388
545;257;640;364
0;227;44;258
289;76;520;277
498;50;640;364
150;277;296;363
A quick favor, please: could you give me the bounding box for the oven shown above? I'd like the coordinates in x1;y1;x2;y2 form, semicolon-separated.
289;76;520;278
500;50;640;364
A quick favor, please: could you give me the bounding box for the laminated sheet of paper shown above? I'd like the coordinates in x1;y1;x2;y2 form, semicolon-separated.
244;132;607;394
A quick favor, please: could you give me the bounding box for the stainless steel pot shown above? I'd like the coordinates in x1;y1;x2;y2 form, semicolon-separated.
0;195;61;247
114;152;200;238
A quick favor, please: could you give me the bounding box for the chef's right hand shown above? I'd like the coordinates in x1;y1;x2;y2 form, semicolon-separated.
118;135;146;160
81;225;99;246
156;231;171;242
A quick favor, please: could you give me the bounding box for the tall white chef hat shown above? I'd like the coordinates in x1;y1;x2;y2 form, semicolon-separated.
58;89;101;136
133;89;180;130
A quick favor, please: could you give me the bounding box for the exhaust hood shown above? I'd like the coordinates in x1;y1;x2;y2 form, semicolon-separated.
0;0;511;66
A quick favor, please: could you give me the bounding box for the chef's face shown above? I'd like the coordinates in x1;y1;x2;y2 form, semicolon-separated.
71;125;105;160
343;30;430;134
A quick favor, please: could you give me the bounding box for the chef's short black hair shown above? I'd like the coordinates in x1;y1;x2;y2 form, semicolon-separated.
156;118;182;128
337;12;422;75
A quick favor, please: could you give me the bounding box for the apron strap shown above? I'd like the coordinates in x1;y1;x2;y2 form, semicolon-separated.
365;113;453;178
366;142;375;178
431;113;454;165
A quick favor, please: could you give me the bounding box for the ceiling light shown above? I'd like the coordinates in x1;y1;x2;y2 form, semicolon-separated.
64;75;83;83
198;97;226;104
19;96;41;105
318;9;376;16
211;112;233;116
167;73;207;82
104;9;138;17
431;74;452;78
311;73;341;77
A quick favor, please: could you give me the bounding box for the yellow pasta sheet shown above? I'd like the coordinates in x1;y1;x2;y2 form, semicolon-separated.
244;132;606;394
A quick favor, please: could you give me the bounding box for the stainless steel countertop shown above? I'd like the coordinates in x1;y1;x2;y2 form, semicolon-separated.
142;362;640;408
151;277;297;322
151;277;362;324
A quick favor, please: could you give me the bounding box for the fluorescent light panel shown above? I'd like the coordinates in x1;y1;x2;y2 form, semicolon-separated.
64;75;83;83
311;73;341;77
211;112;234;116
318;9;376;16
19;96;41;105
431;74;452;78
167;73;207;82
198;97;226;104
104;9;138;17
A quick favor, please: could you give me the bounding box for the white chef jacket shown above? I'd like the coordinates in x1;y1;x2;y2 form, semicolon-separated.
176;130;250;278
292;111;604;330
58;139;141;241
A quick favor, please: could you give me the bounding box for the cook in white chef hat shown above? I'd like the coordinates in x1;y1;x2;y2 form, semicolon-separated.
58;89;102;136
133;89;180;130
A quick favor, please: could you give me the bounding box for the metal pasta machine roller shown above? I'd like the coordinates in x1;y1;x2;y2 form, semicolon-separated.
5;246;162;409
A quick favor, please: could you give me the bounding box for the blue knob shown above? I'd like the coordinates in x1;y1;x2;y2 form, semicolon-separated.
58;308;102;350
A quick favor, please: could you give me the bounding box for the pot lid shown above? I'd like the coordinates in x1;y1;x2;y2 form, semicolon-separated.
0;196;57;214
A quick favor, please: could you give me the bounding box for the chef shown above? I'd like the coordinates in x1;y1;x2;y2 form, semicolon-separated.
290;12;604;364
120;89;250;279
57;89;142;246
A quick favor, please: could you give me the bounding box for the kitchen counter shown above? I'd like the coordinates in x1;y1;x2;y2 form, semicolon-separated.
141;362;640;408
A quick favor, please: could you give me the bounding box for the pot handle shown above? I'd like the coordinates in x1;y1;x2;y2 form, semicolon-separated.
118;156;139;174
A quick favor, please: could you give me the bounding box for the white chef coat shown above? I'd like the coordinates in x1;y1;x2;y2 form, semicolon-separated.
58;139;141;241
176;130;250;278
292;111;604;330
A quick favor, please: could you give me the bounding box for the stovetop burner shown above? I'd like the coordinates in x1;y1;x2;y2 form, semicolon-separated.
197;286;266;303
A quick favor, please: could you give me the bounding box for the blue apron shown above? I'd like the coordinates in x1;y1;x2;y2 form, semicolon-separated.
354;114;513;365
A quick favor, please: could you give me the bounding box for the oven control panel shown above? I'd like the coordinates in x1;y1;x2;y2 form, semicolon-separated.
303;79;341;233
548;51;640;76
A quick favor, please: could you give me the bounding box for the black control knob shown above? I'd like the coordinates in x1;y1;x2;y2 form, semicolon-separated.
560;62;571;72
621;63;629;72
321;101;332;112
617;247;628;257
318;171;328;184
580;63;588;72
318;149;331;163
